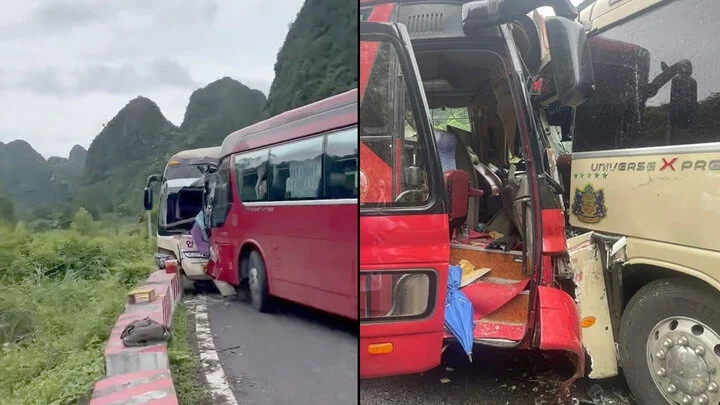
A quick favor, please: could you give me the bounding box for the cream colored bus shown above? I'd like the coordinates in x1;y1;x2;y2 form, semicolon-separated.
143;147;221;289
545;0;720;404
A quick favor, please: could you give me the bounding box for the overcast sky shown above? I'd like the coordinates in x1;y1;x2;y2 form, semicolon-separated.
0;0;304;158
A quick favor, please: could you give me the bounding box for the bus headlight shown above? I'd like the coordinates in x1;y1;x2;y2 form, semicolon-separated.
359;269;437;321
183;251;208;259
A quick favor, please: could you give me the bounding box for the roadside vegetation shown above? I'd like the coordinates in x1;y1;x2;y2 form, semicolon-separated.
168;302;212;405
0;208;154;404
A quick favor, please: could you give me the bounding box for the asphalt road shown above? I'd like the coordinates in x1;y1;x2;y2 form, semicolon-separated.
360;345;637;405
191;285;636;405
200;288;358;405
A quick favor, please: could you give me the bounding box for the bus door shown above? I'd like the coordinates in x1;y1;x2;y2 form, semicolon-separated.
206;157;238;284
360;20;449;379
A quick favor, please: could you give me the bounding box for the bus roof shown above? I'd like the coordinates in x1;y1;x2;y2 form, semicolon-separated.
220;88;357;158
579;0;663;34
168;146;222;162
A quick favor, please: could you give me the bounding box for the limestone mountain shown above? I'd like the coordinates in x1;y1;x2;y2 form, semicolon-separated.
68;145;88;167
84;96;181;185
0;140;77;216
264;0;358;116
47;145;88;194
181;77;267;148
76;78;267;217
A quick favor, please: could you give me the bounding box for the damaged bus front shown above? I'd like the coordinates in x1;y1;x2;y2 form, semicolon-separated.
359;0;595;380
548;1;720;404
143;147;220;290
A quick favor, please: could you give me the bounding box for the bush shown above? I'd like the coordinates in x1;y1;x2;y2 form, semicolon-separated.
0;224;154;404
71;207;96;236
0;276;128;404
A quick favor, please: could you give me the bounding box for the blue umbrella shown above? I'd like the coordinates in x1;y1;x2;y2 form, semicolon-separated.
444;265;475;362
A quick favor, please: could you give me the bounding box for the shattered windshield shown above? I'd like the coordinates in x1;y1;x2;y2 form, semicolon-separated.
164;159;204;180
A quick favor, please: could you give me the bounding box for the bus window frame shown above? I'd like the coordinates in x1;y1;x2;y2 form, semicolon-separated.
232;125;360;205
209;157;232;228
360;22;445;217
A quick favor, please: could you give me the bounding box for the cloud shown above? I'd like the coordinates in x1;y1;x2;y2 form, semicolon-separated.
32;0;105;32
0;0;305;157
8;60;196;96
75;60;197;94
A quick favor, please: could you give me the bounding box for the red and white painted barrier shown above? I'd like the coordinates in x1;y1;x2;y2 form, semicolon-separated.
91;270;184;404
89;368;178;405
147;270;183;307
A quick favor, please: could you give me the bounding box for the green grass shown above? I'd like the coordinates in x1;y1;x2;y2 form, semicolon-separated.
0;214;175;405
168;302;212;405
0;277;127;404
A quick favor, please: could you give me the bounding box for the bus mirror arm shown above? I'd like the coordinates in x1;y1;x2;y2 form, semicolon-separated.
145;174;162;188
644;59;693;99
644;60;698;129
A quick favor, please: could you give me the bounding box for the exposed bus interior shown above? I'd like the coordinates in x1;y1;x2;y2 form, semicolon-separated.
416;20;540;344
162;184;205;233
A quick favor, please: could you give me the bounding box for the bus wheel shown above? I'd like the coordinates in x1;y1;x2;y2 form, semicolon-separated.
620;278;720;405
247;251;270;312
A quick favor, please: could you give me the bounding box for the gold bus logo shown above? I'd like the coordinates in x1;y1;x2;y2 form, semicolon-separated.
572;184;607;224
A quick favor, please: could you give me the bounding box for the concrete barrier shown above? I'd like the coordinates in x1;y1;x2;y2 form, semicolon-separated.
89;270;184;405
89;368;178;405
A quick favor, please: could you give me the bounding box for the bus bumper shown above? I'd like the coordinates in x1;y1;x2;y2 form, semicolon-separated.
360;331;444;379
537;286;585;379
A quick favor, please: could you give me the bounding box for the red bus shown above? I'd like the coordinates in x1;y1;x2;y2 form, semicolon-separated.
359;0;595;380
204;89;358;320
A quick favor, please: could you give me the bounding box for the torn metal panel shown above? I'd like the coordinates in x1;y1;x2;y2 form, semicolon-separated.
567;232;619;379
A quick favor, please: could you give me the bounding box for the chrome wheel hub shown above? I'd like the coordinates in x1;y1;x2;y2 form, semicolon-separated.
648;317;720;404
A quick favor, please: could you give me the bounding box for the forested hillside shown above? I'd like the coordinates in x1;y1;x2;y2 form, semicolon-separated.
78;78;267;218
264;0;358;116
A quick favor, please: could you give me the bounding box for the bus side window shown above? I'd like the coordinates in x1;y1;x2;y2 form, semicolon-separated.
324;127;358;199
268;137;324;201
235;150;270;203
210;158;232;227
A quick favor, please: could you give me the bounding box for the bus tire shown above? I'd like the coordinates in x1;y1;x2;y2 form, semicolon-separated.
248;251;271;312
619;277;720;405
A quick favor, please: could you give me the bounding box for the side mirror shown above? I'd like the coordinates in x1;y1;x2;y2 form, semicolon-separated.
146;174;162;187
670;74;698;129
545;16;595;108
143;187;153;211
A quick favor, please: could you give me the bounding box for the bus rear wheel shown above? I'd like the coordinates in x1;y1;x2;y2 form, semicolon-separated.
247;251;271;313
620;278;720;405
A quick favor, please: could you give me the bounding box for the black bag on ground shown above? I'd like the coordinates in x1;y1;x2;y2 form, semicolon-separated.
120;317;171;347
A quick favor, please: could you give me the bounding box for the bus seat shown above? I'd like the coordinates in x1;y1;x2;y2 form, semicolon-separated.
436;129;480;229
435;128;458;173
443;170;483;239
473;160;502;197
446;126;503;198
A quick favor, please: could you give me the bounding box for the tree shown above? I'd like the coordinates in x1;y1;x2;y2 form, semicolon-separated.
0;195;16;225
71;207;96;235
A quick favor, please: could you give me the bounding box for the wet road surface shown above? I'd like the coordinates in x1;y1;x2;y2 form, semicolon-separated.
360;345;637;405
201;289;357;405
